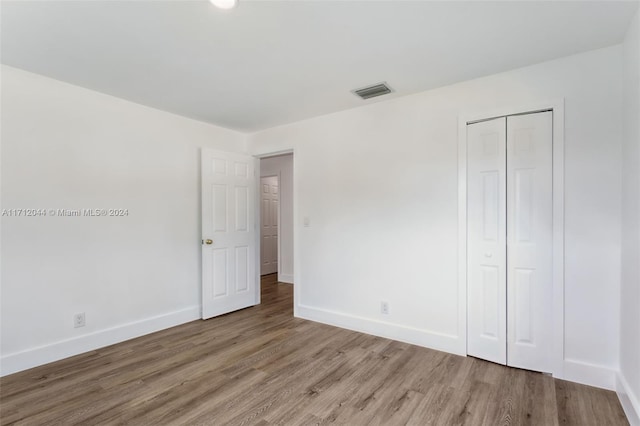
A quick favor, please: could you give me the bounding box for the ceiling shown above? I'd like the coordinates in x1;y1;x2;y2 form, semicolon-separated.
1;1;638;132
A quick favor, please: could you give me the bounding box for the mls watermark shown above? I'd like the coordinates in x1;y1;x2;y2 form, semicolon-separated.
2;208;129;217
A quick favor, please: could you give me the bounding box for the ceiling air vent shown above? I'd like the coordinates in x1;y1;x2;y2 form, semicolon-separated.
352;82;393;100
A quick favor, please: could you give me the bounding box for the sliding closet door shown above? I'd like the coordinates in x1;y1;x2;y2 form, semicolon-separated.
506;112;553;372
467;117;507;365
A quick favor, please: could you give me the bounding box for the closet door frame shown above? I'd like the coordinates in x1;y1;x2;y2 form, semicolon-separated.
457;99;565;380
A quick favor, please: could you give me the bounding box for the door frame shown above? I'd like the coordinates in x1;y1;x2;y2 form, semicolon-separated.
259;173;281;277
457;99;565;379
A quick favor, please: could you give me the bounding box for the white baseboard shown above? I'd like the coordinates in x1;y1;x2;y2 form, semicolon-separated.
617;372;640;426
0;305;200;377
297;304;464;356
563;358;617;390
278;273;294;284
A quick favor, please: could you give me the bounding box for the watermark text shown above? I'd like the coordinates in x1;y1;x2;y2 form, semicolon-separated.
2;208;129;217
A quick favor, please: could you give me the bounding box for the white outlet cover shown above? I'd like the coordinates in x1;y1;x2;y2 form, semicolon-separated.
74;313;86;328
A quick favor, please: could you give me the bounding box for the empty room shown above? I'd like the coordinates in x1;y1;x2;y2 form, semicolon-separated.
1;0;639;424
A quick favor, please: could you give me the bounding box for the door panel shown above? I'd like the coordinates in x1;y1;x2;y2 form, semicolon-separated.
260;176;278;275
202;149;258;319
506;112;553;372
467;117;507;365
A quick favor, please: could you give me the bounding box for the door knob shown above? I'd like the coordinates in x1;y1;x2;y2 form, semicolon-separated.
484;252;492;258
204;239;213;245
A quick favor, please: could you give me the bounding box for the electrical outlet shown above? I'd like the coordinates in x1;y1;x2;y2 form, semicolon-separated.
74;312;86;328
381;301;389;315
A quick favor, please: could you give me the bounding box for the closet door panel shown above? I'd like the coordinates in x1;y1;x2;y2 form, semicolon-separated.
506;111;553;372
467;117;507;365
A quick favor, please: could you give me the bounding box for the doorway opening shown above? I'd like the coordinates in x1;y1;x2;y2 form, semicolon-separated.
200;149;294;320
259;153;294;285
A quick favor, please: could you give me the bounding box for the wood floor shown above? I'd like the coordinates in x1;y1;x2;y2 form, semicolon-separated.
1;274;628;426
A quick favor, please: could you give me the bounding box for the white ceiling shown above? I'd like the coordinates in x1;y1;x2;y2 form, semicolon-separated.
1;1;637;132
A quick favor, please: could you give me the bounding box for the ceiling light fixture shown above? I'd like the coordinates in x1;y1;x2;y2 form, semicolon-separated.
208;0;238;10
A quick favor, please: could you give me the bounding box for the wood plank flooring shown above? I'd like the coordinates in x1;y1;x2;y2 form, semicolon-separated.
1;274;629;425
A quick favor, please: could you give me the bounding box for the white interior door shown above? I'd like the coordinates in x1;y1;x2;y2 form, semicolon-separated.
467;111;553;372
467;117;508;365
260;176;279;275
201;149;258;319
506;111;553;372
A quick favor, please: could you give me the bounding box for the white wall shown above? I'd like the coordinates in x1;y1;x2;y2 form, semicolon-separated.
260;154;294;284
0;42;629;397
619;8;640;425
0;65;246;375
249;45;623;390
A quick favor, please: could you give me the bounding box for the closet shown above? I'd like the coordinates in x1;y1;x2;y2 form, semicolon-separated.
466;111;553;373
